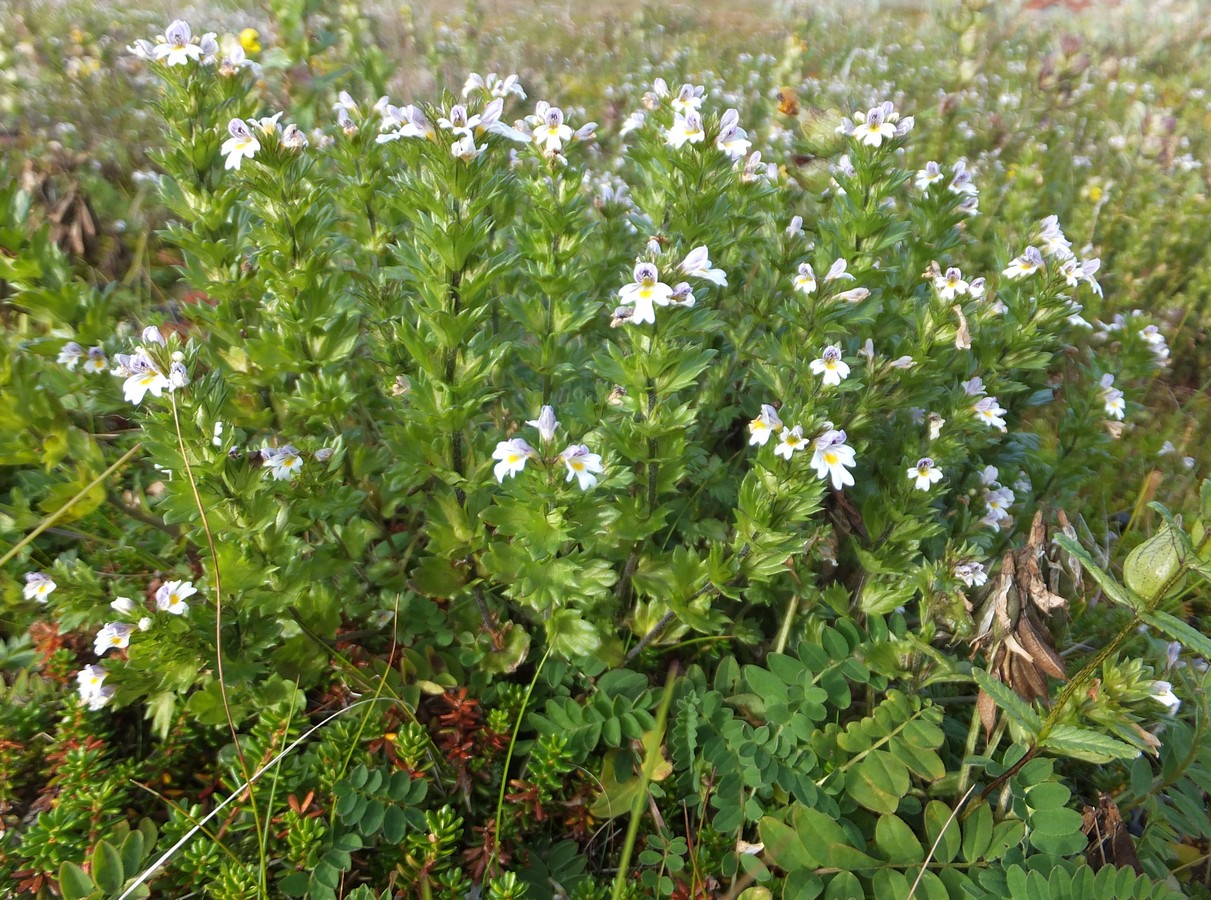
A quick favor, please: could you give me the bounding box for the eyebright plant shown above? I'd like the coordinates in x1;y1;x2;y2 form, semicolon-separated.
1;7;1207;899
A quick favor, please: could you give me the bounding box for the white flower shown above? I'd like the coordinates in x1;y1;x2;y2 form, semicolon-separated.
221;118;260;171
915;161;943;193
619;110;646;137
666;111;705;148
954;562;988;588
1151;680;1181;714
671;83;705;114
451;133;484;161
842;107;900;147
532;106;573;152
559;444;604;490
1036;215;1074;260
142;325;167;347
1002;247;1045;280
716;123;752;159
961;376;986;397
749;405;783;446
928;414;945;440
262;445;304;481
23;572;56;603
670;282;696;307
155;580;197;616
889;355;915;369
786;216;803;238
138;617;153;632
980;465;1001;487
212;422;225;448
153;20;202;66
948;160;978;197
84;346;108;374
981;486;1015;531
377;105;435;142
58;341;84;370
76;665;114;710
1060;257;1103;296
973;397;1008;432
128;39;155;60
824;258;854;283
934;267;969;300
968;277;986;300
492;438;536;482
775;425;808;460
94;623;134;657
793;263;816;295
115;350;171;405
810;429;857;490
618;262;674;326
476;99;533;143
908;457;943;491
835;287;870;304
1101;374;1126;420
281;123;308;149
252;112;284;136
111;596;136;615
679;246;727;286
526;406;559;442
810;345;850;386
463;72;526;101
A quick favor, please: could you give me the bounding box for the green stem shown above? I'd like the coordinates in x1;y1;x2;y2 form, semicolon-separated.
489;646;553;878
611;665;680;900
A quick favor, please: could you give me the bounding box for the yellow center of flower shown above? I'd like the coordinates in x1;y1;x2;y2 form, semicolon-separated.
140;375;158;385
111;636;123;645
825;360;838;370
824;451;838;465
571;461;585;471
170;594;180;605
506;453;521;464
282;455;297;468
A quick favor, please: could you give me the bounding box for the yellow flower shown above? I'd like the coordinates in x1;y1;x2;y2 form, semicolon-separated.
239;28;261;53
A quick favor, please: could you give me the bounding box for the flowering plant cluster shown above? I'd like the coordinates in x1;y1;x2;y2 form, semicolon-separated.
1;5;1209;898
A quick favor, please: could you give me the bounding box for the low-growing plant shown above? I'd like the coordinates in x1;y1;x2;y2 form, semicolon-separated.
1;5;1210;900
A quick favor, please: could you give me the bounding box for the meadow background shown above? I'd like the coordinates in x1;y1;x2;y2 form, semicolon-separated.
2;0;1211;898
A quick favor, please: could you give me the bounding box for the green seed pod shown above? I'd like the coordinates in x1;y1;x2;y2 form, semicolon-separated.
1123;524;1184;600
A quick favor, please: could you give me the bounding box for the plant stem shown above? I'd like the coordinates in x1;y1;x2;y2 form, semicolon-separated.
611;664;679;900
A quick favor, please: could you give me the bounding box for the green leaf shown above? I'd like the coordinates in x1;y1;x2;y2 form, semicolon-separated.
960;802;994;863
1052;535;1143;612
922;800;959;864
846;750;910;815
823;871;863;900
1140;609;1211;660
876;813;925;865
1041;725;1140;764
758;816;817;872
1027;807;1086;855
972;668;1042;736
92;840;124;894
58;862;96;900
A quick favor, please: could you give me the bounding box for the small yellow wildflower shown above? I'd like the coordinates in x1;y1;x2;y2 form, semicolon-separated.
239;28;261;53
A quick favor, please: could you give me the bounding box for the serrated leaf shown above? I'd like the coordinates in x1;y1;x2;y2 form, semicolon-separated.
1041;725;1140;764
1052;535;1142;612
972;668;1042;735
1140;609;1211;660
